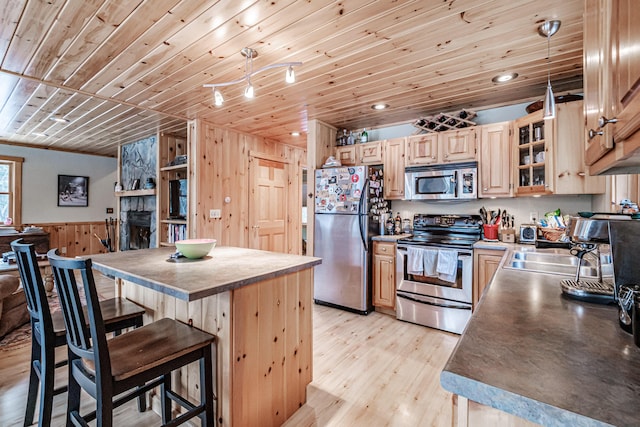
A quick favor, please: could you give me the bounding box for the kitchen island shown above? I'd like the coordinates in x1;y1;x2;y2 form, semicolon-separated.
441;247;640;426
89;246;321;427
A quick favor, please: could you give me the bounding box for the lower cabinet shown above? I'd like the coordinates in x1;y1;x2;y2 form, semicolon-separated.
472;248;505;308
373;241;396;310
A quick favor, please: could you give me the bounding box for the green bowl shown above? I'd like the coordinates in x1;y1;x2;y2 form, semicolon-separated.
577;212;595;218
175;239;216;259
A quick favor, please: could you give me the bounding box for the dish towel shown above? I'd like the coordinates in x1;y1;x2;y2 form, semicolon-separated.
422;248;438;277
437;249;458;283
407;247;424;275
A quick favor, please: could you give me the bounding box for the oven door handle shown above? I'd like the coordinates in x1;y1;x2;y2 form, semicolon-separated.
397;292;471;310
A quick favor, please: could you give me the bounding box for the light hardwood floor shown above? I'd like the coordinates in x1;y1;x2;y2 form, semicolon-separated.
0;273;458;426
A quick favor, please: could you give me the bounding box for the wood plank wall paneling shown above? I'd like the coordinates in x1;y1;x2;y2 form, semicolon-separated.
306;119;337;257
32;221;112;257
193;119;306;254
119;269;311;427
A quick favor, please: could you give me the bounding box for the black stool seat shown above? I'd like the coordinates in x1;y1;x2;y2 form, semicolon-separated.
10;239;146;427
49;297;147;338
48;249;216;427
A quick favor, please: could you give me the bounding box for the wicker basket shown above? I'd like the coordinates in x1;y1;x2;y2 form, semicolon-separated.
541;228;565;242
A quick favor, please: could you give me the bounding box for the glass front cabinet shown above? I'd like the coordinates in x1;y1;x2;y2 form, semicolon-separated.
514;110;554;196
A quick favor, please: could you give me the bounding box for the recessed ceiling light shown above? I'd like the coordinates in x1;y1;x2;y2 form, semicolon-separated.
290;131;300;137
491;73;518;83
49;116;70;123
371;103;389;110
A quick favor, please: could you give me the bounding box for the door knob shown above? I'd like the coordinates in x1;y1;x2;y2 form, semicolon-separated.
598;116;618;128
588;129;603;140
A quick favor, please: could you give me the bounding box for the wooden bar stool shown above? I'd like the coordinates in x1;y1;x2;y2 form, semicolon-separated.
11;240;146;427
47;249;216;427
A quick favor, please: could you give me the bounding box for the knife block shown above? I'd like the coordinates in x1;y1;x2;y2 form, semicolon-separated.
500;228;515;243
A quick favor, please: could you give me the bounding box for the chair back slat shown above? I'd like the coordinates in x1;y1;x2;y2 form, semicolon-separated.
48;249;110;367
11;239;53;334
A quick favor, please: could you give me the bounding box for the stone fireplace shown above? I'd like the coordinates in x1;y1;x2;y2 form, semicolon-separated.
119;135;157;250
127;211;151;250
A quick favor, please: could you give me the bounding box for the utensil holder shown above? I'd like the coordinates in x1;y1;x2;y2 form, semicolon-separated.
483;224;499;241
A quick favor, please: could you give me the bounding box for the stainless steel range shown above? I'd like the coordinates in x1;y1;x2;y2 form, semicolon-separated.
396;213;482;334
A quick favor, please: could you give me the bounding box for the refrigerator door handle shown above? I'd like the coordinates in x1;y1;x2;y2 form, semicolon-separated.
358;178;369;252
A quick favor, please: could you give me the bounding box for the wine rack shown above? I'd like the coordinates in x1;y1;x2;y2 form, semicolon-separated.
412;109;477;133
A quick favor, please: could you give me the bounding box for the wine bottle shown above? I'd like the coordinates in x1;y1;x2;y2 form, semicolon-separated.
361;128;368;143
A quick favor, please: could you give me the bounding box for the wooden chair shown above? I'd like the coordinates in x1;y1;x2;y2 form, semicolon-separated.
47;249;216;427
11;240;146;427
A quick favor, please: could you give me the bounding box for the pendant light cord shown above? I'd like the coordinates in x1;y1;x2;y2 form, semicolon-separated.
547;31;551;85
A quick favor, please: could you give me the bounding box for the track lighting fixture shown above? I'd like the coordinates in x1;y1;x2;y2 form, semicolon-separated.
203;47;302;106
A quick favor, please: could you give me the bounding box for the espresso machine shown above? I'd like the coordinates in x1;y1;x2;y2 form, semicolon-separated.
559;217;614;303
608;220;640;340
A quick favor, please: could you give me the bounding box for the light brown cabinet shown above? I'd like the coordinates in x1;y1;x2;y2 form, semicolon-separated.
584;0;640;174
335;145;357;166
472;248;504;308
479;121;512;198
373;241;396;310
513;101;604;196
406;133;439;165
336;141;383;166
406;128;477;166
440;128;478;163
383;137;406;199
513;110;552;196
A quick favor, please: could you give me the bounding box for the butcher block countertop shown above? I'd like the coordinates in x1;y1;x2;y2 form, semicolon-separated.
89;246;321;301
441;248;640;427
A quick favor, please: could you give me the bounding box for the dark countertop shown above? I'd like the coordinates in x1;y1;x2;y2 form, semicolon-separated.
89;246;321;301
441;248;640;427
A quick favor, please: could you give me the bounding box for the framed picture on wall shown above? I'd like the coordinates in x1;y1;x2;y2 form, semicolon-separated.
57;175;89;207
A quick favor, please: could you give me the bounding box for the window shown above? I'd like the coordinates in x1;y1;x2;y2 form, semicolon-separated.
0;155;23;226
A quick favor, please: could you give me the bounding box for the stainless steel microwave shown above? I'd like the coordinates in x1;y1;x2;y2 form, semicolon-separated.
404;162;477;200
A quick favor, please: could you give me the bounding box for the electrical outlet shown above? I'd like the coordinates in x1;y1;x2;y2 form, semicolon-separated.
529;211;539;223
61;246;67;254
209;209;221;219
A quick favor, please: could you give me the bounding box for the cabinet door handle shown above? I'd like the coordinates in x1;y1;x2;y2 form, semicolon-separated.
588;129;603;140
598;116;618;128
483;187;488;191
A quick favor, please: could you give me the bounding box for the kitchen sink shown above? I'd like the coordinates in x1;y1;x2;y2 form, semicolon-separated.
504;249;612;278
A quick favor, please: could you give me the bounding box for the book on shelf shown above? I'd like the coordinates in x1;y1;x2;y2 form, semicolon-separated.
167;223;187;243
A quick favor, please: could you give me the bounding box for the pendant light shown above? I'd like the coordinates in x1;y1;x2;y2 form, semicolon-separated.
203;47;302;106
538;20;561;119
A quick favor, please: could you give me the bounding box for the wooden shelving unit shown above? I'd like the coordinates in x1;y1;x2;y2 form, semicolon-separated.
158;133;190;247
114;189;156;198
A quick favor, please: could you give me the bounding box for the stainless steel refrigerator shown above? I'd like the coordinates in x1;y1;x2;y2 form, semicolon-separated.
313;165;385;314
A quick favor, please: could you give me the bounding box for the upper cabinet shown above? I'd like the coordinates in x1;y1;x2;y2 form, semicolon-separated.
406;133;439;165
383;137;406;200
584;0;640;174
336;141;383;165
479;122;512;198
514;101;605;196
406;128;477;166
439;128;478;163
514;110;552;195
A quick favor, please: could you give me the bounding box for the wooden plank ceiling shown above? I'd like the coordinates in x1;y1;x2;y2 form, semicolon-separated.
0;0;584;157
